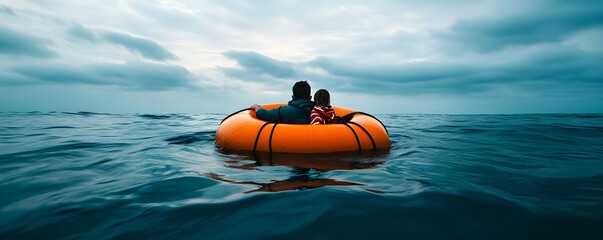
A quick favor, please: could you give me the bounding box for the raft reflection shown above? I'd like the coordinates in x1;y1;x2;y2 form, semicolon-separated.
209;151;388;193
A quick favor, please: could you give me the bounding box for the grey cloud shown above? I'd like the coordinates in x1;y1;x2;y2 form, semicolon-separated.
310;46;603;95
9;61;197;91
308;57;472;84
0;27;57;58
101;32;177;61
12;64;102;85
65;25;176;60
501;47;602;83
1;4;15;15
224;51;297;79
218;67;291;91
219;51;484;94
0;69;40;86
219;47;602;96
308;58;489;95
67;24;98;43
130;2;203;30
440;0;603;53
89;62;194;90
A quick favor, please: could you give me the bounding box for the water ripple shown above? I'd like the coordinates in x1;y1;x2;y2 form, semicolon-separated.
0;112;602;239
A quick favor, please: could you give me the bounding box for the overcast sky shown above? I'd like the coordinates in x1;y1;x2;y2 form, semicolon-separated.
1;0;602;114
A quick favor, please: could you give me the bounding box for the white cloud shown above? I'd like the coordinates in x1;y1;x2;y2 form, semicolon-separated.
0;0;601;113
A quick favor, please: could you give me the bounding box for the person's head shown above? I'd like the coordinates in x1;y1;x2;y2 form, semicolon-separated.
314;89;331;107
292;81;311;100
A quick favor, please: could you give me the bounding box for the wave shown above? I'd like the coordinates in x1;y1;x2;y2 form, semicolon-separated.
165;131;215;145
1;113;602;239
138;114;194;120
138;114;173;120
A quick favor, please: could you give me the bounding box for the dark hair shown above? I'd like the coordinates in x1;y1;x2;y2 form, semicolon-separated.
314;89;330;107
292;81;311;99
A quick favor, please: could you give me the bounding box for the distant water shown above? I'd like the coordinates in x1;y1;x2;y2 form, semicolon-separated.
1;112;602;239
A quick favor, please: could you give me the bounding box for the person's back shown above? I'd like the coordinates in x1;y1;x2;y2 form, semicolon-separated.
251;81;314;124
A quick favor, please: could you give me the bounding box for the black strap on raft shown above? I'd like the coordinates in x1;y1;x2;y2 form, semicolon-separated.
340;111;389;135
268;123;279;157
348;121;377;154
271;108;281;148
252;108;281;161
221;108;251;124
252;122;271;159
342;123;362;155
337;111;385;154
267;108;281;161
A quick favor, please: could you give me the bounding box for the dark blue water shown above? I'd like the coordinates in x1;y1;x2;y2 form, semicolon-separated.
1;112;602;239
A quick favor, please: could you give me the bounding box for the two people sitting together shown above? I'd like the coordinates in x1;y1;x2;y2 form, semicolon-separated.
250;81;337;125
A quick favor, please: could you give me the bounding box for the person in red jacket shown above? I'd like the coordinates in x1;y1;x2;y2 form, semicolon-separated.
310;89;337;124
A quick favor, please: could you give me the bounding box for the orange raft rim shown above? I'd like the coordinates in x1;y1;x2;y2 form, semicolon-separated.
215;103;391;154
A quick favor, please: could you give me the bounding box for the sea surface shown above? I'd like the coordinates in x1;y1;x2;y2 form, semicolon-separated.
1;112;602;239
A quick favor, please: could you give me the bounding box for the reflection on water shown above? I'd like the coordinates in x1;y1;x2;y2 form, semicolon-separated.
206;172;362;193
209;150;388;193
218;150;387;170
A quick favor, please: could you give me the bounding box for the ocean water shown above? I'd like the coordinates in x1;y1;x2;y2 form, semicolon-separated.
1;112;602;239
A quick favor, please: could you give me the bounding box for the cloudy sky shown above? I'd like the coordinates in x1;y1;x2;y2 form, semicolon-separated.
1;0;602;114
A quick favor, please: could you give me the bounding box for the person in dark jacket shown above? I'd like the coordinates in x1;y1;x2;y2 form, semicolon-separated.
251;81;314;124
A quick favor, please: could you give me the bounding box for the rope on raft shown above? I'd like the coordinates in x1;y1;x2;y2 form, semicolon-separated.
341;112;389;136
220;108;250;124
268;123;279;157
348;121;377;154
252;122;271;159
252;108;282;159
342;123;362;155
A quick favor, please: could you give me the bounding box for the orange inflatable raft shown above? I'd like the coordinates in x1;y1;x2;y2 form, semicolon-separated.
215;103;391;154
